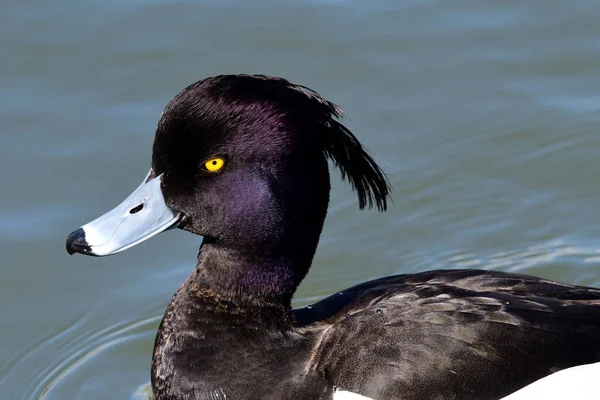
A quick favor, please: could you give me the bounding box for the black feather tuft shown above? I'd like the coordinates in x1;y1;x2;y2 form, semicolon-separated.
321;118;390;212
281;80;391;212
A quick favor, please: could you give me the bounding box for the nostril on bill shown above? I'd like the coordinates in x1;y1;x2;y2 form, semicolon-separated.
129;204;144;214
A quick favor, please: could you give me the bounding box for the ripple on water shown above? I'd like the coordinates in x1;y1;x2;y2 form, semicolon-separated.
400;238;600;287
3;314;160;400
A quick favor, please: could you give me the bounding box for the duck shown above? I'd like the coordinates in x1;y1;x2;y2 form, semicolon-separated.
66;74;600;400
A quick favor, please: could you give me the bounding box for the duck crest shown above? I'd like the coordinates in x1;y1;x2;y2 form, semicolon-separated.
242;74;391;212
155;74;391;212
320;116;389;211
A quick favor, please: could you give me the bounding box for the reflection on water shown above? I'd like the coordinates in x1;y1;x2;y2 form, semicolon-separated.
2;0;600;398
132;384;153;400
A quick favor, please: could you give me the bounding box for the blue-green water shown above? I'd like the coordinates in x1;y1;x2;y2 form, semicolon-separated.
2;1;600;398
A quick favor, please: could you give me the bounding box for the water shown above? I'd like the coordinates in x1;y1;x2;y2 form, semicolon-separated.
2;0;600;398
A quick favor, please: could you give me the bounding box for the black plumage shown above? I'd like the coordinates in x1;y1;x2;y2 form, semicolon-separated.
67;74;600;400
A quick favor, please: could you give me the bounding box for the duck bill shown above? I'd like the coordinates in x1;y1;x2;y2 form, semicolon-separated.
66;171;182;257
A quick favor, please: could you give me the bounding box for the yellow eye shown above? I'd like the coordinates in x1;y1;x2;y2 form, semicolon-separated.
204;157;225;172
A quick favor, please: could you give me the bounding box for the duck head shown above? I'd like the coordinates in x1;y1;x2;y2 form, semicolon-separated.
66;74;390;305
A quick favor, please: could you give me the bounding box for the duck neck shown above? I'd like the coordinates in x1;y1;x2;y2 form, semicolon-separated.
190;234;319;313
152;236;326;397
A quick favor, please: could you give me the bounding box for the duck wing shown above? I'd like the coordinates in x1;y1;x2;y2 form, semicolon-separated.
293;269;600;400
